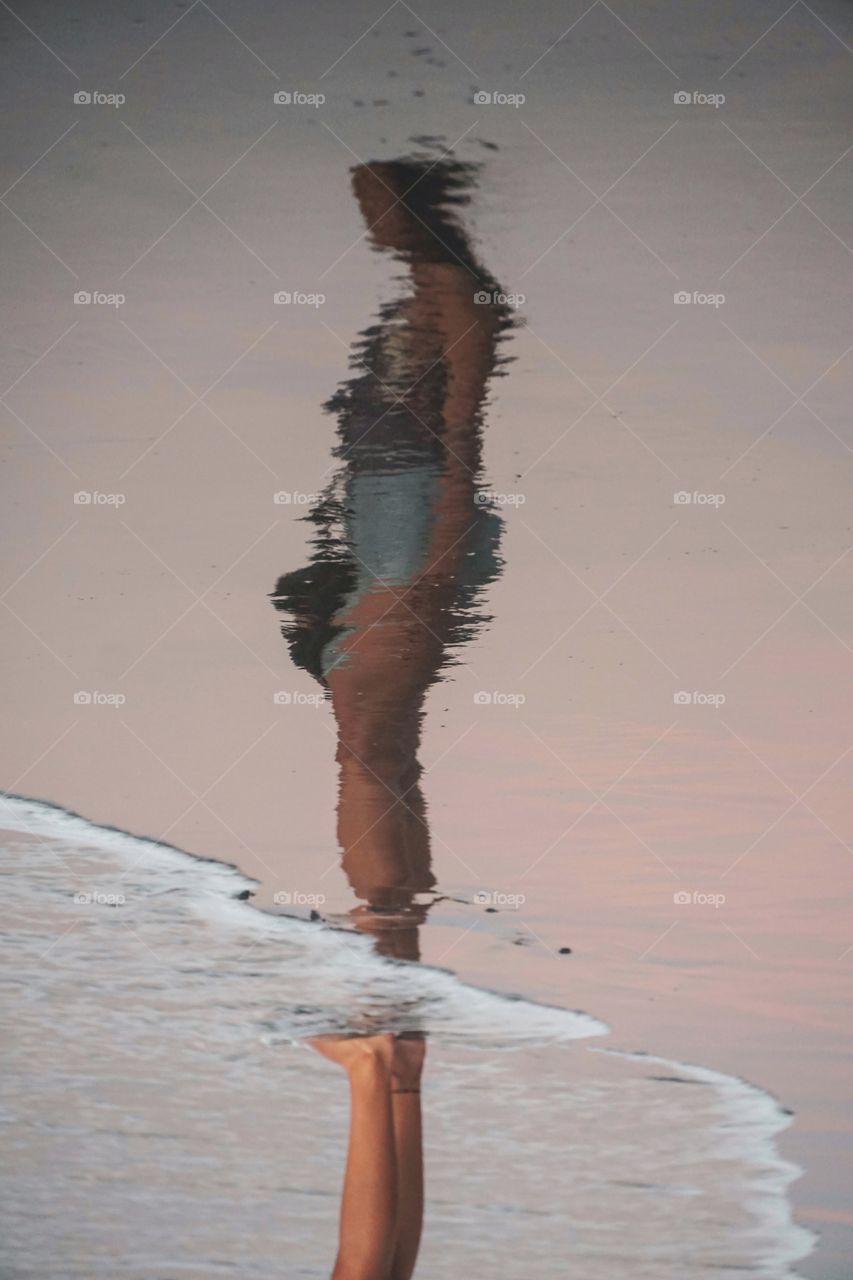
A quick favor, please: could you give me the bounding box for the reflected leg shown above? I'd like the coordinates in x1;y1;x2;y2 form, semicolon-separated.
390;1037;426;1280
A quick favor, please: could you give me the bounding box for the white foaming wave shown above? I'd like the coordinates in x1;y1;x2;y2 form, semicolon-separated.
0;791;607;1045
0;791;815;1276
0;790;256;893
594;1048;815;1275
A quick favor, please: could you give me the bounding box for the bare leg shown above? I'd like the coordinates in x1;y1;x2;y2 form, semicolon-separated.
310;1034;398;1280
389;1037;426;1280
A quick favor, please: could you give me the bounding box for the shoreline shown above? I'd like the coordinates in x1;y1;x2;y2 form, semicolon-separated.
4;781;849;1274
1;789;815;1277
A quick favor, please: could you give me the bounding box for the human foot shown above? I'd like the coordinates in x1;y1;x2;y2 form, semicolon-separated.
308;1032;395;1076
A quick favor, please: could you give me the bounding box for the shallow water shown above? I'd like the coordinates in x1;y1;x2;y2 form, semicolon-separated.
1;794;812;1279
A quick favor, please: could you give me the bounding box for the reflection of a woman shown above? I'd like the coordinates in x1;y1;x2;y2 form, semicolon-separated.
273;157;509;1279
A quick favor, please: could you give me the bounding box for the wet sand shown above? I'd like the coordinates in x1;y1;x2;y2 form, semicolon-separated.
3;1;853;1274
